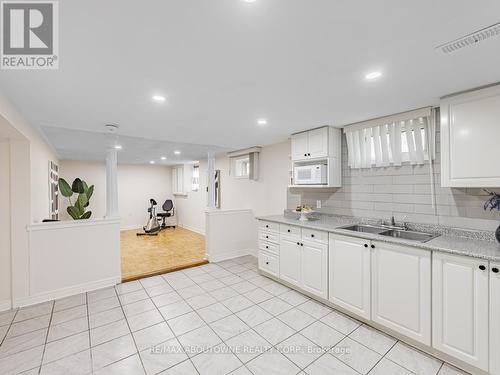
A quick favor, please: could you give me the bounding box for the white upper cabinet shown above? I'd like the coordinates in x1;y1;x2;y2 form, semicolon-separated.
291;131;309;161
491;262;500;375
371;242;431;345
307;127;329;159
329;235;371;319
432;252;489;371
291;126;332;161
440;84;500;187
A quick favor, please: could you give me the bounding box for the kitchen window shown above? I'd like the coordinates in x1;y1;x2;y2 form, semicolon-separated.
191;164;200;191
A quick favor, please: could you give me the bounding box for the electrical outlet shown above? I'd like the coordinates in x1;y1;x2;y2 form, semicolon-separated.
316;200;321;209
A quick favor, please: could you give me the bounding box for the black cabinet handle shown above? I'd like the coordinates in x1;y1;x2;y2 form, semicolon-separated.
300;243;304;246
308;153;311;156
265;235;269;239
311;234;315;238
479;265;486;271
265;246;269;249
304;153;307;157
297;242;300;245
266;262;269;265
266;225;269;228
492;267;499;273
371;244;375;249
364;244;368;248
287;229;291;233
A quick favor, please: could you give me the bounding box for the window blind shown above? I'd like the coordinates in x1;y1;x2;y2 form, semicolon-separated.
344;107;435;169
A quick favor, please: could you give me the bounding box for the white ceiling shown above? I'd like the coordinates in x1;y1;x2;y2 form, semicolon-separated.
1;0;500;163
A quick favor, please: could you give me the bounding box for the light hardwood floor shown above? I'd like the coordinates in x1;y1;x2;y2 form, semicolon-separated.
120;227;207;282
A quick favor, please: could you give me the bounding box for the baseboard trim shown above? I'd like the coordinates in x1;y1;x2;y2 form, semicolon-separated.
120;225;142;231
0;299;12;312
207;249;254;263
14;276;121;308
179;224;205;236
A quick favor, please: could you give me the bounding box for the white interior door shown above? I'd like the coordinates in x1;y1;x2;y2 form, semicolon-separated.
329;235;371;319
432;252;489;371
291;132;309;161
491;262;500;375
371;242;431;345
301;240;327;299
279;237;301;286
307;127;328;159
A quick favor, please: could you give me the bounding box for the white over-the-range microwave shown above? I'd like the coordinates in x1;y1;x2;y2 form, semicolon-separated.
293;164;328;185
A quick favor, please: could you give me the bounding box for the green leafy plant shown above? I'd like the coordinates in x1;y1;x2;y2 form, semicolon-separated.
58;178;94;220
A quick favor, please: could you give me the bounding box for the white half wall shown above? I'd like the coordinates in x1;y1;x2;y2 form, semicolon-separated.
59;161;173;230
206;209;257;262
23;218;121;307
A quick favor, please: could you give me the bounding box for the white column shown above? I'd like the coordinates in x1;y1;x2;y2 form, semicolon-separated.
207;151;216;210
106;148;119;217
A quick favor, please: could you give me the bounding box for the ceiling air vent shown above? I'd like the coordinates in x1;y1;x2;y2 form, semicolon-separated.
436;22;500;54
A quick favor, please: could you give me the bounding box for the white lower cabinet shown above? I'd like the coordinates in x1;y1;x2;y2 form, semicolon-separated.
279;236;301;287
371;242;431;345
490;262;500;374
301;239;328;299
432;252;489;371
329;235;371;319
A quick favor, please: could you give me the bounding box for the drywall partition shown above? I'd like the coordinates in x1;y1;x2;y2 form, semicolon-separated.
58;161;173;230
0;141;12;311
175;141;291;234
24;218;121;306
205;209;257;262
0;92;59;223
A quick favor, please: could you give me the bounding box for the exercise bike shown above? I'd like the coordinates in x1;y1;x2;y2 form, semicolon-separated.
136;199;162;236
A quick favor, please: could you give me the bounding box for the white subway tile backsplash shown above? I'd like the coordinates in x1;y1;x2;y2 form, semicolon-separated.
288;131;500;232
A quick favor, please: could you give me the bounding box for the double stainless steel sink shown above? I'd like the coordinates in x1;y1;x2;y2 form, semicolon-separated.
339;224;438;243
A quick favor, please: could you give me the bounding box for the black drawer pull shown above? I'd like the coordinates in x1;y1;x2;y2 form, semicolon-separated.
265;246;269;249
307;153;311;156
311;234;315;238
265;225;269;228
479;265;486;271
296;242;300;245
300;243;304;246
492;267;499;273
364;244;368;248
287;229;291;233
266;261;269;265
371;244;375;249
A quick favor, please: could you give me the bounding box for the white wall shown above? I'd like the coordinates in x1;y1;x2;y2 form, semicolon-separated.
0;92;59;310
175;141;291;234
0;92;59;223
59;161;173;229
0;141;11;309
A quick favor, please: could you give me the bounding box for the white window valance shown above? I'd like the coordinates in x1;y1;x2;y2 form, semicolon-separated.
344;107;435;169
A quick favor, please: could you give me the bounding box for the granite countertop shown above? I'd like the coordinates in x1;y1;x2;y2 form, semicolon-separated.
257;214;500;262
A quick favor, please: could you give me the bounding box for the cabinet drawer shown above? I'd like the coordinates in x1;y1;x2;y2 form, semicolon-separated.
259;252;279;277
259;240;279;255
259;220;279;232
302;228;328;243
280;224;301;238
258;230;279;244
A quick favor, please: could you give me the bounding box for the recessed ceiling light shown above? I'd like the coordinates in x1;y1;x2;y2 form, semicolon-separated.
174;150;181;155
161;156;167;160
152;95;166;102
149;160;155;164
365;71;382;80
114;144;122;150
244;0;257;3
257;119;268;126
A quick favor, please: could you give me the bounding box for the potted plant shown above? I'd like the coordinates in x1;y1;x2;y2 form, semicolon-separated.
483;190;500;243
58;178;94;220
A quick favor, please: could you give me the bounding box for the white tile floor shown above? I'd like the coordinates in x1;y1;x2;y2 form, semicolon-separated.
0;256;470;375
